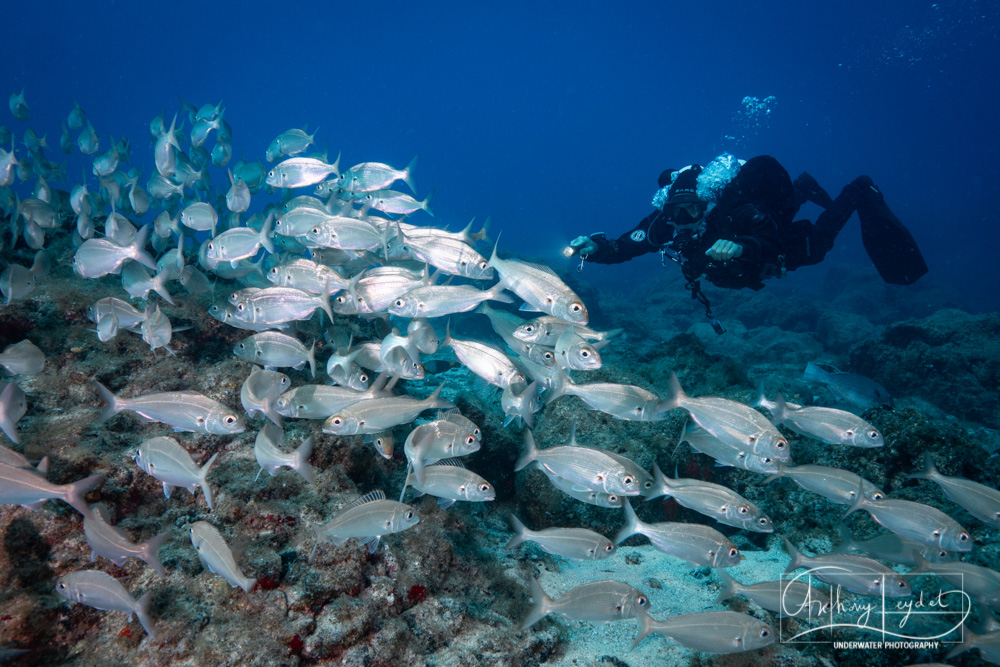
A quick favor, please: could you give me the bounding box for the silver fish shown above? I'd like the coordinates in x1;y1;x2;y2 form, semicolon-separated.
540;467;623;507
545;372;667;422
83;505;169;576
363;188;434;216
240;366;290;426
506;515;615;561
266;258;348;295
649;464;773;533
389;282;512;318
833;525;953;565
190;521;256;593
487;242;588;325
207;215;275;266
153;114;179;177
311;489;419;558
333;265;428;316
521;579;648;630
133;436;220;510
253;424;316;484
679;423;780;474
234;332;316;377
906;452;1000;528
274;378;391;420
322;384;453;435
756;391;883;447
233;286;334;326
266;155;342;189
615;500;741;568
803;361;893;410
266;127;317;162
946;628;1000;662
844;482;972;552
0;340;45;376
179;201;218;234
440;327;525;389
514;429;641;496
122;263;175;305
403;419;481;486
139;304;175;356
56;571;155;638
402;459;494;508
765;463;884;505
501;380;541;428
661;372;790;461
0;460;103;517
715;571;831;620
394;234;492;280
783;538;912;597
338;157;417;194
73;226;157;278
8;90;29;121
632;608;775;653
909;551;1000;609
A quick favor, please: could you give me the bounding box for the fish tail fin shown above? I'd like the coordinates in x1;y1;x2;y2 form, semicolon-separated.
909;549;931;576
542;367;570;406
487;231;502;269
141;531;171;576
426;383;454;411
241;576;257;594
520;577;553;630
946;629;980;660
831;524;856;554
399;464;413;502
513;429;539;472
135;591;157;638
402;155;418;193
199;452;220;511
63;473;106;518
330;150;342;177
650;462;671;500
751;380;768;409
782;538;804;575
151;269;176;306
772;393;789;424
905;451;939;481
614;500;641;545
412;456;428;488
307;340;317;379
421;188;435;216
506;515;528;550
659;371;686;412
841;479;868;521
293;437;317;485
631;607;653;649
131;225;157;270
317;279;334;325
308;521;323;563
714;570;738;603
260;212;275;254
94;380;121;424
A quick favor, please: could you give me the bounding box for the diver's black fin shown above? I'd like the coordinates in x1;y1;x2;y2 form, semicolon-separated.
856;182;928;285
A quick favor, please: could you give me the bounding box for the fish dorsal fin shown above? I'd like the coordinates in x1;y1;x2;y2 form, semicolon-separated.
520;260;558;277
344;489;386;512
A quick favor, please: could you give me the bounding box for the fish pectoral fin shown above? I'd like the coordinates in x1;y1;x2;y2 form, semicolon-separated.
362;536;381;554
162;483;174;498
571;484;595;493
437;498;456;509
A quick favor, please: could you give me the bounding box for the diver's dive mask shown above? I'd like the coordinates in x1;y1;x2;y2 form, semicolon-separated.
669;202;707;227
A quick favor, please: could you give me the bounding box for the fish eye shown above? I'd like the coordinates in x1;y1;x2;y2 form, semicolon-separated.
643;480;653;489
605;544;614;551
775;440;787;450
738;505;749;514
237;303;245;311
728;548;738;558
570;303;582;313
331;417;343;426
623;476;634;486
405;510;414;520
959;533;969;542
636;596;648;607
543;352;553;361
760;628;770;638
239;343;245;349
268;170;274;178
207;242;214;250
394;299;404;307
868;430;879;439
872;492;885;501
58;583;65;589
896;580;907;588
465;436;476;445
479;484;490;492
359;374;368;383
580;350;590;358
608;494;619;502
225;415;236;424
758;518;769;526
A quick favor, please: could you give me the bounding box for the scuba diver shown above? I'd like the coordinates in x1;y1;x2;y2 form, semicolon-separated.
566;154;927;333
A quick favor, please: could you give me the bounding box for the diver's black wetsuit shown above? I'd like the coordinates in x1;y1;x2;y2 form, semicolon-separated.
583;155;927;289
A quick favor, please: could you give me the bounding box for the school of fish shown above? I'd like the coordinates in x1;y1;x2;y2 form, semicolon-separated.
0;91;998;662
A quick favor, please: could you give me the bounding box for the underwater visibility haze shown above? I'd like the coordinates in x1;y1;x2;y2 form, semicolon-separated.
0;1;999;666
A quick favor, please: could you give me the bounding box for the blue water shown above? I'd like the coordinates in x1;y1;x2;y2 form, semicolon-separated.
5;1;999;307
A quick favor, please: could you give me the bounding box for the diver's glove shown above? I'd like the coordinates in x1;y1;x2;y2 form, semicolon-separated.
565;234;601;257
705;239;744;261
